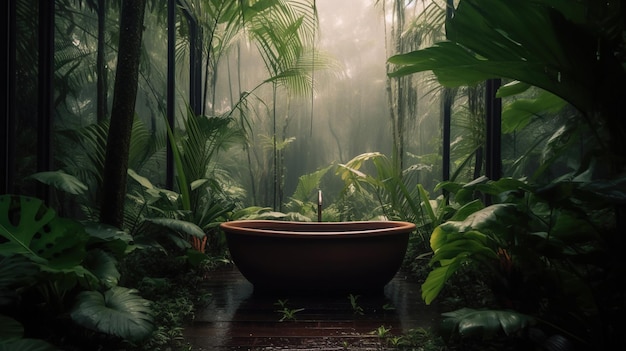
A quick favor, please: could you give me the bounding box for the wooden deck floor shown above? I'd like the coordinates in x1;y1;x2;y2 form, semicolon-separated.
184;265;441;350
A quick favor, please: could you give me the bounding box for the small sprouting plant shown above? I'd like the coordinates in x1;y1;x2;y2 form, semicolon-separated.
370;325;393;349
274;299;305;322
388;336;403;347
348;294;364;315
373;325;391;338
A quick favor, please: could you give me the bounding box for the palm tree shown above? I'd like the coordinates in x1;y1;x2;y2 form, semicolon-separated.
171;1;329;210
246;1;318;209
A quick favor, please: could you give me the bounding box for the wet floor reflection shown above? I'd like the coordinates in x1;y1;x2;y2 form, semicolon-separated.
184;266;440;350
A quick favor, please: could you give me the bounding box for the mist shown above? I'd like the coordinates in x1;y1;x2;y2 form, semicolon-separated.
213;0;402;207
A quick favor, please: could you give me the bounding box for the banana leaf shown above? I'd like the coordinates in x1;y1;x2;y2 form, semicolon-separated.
388;0;603;119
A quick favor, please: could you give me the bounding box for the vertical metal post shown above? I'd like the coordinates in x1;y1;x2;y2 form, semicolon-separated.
442;0;455;186
37;0;54;203
183;8;202;117
188;22;198;114
2;0;16;195
442;90;451;183
166;0;175;190
485;78;502;182
187;14;202;115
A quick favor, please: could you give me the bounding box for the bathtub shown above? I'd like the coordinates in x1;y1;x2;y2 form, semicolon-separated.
220;220;415;294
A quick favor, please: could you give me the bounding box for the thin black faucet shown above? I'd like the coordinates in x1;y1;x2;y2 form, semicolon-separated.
317;190;322;222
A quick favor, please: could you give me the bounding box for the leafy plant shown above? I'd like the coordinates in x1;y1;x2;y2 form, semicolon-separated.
389;0;625;132
70;286;154;342
337;152;415;220
388;0;626;348
348;294;364;316
51;118;162;219
117;245;219;351
372;325;391;338
284;165;333;219
157;110;240;255
420;176;626;347
0;195;155;349
274;299;305;322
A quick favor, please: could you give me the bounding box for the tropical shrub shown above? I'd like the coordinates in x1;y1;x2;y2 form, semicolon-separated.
335;152;441;262
421;176;626;348
0;195;154;350
388;0;626;348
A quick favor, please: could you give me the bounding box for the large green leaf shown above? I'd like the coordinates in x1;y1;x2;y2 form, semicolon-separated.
440;308;534;338
430;236;497;263
437;204;520;238
127;169;154;190
430;229;473;253
26;171;87;195
71;286;154;342
424;203;519;305
0;195;88;268
83;222;133;257
501;89;568;133
421;255;465;305
0;196;55;260
388;0;599;117
291;165;332;203
39;265;99;293
82;249;120;288
447;199;484;222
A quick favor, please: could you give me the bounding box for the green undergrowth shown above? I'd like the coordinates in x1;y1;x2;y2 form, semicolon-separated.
118;248;227;351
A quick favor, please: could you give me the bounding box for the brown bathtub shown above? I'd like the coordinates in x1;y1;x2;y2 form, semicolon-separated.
220;220;415;294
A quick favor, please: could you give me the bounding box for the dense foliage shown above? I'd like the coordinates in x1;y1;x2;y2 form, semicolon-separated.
4;0;626;350
388;0;626;349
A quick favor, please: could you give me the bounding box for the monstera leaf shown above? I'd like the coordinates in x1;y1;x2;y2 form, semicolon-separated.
0;195;88;268
71;286;155;342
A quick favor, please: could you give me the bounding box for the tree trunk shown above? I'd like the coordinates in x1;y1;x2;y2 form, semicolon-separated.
99;0;146;228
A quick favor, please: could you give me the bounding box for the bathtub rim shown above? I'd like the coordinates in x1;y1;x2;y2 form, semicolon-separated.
220;219;416;238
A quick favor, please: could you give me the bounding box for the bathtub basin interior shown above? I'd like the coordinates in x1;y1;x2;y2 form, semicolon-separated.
220;220;415;294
